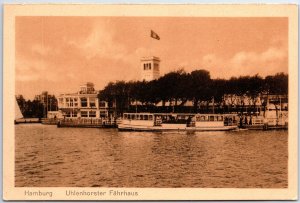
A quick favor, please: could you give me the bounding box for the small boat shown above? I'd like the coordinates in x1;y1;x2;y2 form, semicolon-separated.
15;98;23;124
117;113;238;131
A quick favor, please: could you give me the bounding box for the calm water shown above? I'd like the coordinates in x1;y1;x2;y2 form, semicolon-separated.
15;124;288;188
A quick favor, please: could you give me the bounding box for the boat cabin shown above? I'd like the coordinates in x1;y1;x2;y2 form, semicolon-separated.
122;113;237;127
123;113;154;121
119;113;238;131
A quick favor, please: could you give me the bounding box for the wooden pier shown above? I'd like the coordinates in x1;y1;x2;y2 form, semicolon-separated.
15;118;41;124
239;117;288;130
41;118;59;125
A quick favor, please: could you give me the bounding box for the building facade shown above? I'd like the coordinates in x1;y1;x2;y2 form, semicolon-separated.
141;56;160;81
34;91;58;117
57;82;108;119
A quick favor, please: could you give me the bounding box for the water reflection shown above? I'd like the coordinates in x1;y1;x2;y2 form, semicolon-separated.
15;124;287;188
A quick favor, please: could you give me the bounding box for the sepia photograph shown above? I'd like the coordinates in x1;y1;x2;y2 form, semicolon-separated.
3;4;298;200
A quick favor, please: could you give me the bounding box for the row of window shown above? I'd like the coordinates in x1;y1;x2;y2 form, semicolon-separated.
65;110;108;118
124;114;153;120
59;97;103;108
143;63;152;70
143;63;159;71
65;111;96;117
81;111;96;117
195;115;224;122
124;114;228;122
195;115;236;122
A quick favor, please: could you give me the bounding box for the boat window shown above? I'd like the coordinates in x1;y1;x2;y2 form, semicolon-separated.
124;114;127;119
144;115;148;120
132;114;136;120
214;116;218;121
218;116;223;121
149;115;153;120
209;116;214;121
225;115;232;120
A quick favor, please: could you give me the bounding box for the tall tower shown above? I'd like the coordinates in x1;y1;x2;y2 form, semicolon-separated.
140;56;160;81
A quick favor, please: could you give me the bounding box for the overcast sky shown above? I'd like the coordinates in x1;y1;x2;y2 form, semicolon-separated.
16;17;288;99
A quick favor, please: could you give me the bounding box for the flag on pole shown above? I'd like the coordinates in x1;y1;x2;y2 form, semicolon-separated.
150;30;160;40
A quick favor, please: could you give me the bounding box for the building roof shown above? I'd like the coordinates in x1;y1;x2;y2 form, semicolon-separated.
140;56;160;62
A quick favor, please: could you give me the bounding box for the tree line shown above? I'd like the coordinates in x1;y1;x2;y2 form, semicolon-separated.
16;94;58;118
99;69;288;115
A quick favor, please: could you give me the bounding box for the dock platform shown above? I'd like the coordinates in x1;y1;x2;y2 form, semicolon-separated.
15;118;41;124
57;118;117;128
41;118;59;125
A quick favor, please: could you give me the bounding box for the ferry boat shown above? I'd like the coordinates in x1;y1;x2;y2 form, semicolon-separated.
117;113;238;131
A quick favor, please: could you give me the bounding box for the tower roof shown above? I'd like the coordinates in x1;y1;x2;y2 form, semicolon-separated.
140;56;160;62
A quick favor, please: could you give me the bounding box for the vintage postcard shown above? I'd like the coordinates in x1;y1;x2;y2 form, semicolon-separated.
3;4;298;200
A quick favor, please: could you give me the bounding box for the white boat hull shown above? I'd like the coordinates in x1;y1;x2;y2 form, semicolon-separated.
118;123;237;132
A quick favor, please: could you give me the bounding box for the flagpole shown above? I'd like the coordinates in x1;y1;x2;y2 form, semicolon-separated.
150;29;160;57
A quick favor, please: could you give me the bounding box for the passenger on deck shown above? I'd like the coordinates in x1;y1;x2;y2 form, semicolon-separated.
239;115;243;127
244;116;248;125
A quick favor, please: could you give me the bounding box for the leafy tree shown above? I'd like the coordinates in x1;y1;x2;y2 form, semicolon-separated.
189;70;212;112
98;70;288;115
264;73;288;95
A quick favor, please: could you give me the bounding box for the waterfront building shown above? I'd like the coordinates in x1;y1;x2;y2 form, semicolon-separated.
141;56;160;81
223;94;287;108
223;94;263;107
57;82;108;119
47;111;63;119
